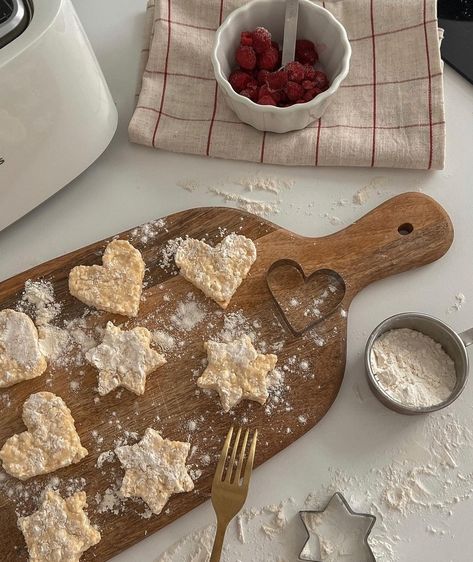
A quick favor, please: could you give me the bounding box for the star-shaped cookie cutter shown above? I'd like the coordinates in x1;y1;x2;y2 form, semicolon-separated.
299;492;376;562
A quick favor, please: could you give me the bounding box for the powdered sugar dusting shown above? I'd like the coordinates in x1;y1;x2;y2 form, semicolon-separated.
19;280;61;327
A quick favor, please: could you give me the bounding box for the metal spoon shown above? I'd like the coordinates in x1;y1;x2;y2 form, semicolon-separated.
281;0;299;67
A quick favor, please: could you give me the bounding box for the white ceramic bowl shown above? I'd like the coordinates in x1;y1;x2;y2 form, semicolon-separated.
211;0;351;133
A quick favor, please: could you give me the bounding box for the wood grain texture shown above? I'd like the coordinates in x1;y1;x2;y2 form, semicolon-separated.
0;193;453;561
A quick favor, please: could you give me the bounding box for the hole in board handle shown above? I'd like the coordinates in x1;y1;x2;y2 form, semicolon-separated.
398;223;414;235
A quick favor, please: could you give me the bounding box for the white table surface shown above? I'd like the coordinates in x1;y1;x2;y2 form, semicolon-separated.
2;1;473;560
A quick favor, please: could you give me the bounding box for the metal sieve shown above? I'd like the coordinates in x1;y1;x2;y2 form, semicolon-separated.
365;312;472;415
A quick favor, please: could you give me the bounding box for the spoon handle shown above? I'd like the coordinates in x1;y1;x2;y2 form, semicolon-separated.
281;0;299;67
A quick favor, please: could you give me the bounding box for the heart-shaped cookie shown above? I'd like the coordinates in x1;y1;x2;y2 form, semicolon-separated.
175;233;257;309
69;239;145;317
267;260;346;336
0;309;47;388
0;391;87;480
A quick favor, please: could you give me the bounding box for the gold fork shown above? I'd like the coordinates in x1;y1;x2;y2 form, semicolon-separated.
209;426;258;562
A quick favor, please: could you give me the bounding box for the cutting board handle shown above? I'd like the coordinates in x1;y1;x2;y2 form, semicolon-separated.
312;192;454;298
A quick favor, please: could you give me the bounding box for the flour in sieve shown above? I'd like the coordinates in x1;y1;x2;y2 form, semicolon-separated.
370;328;456;408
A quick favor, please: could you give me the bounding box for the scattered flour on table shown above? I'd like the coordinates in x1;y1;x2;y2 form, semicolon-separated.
208;187;282;217
236;176;294;194
447;292;466;314
370;328;456;408
353;176;387;206
155;413;473;562
321;212;343;226
177;174;294;217
177;179;199;192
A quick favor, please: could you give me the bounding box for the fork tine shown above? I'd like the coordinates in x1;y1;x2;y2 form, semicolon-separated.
214;426;233;483
224;427;242;483
242;429;258;487
233;428;249;484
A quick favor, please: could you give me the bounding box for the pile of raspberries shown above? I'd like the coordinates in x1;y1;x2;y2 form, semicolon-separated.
228;26;329;107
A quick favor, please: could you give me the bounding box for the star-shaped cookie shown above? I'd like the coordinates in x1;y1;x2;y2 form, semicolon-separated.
115;428;194;515
175;233;257;308
0;309;47;388
69;239;145;317
86;321;166;396
299;493;376;562
18;489;101;562
0;392;87;480
197;335;277;412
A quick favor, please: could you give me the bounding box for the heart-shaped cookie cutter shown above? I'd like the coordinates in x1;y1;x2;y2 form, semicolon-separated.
266;259;346;337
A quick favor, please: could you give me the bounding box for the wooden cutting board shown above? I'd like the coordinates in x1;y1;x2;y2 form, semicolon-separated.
0;193;453;561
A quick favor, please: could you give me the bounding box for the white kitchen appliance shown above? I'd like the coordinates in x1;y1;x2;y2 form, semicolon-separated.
0;0;118;231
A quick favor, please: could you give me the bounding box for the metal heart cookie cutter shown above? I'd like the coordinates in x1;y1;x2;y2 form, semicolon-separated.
299;493;376;562
266;259;346;337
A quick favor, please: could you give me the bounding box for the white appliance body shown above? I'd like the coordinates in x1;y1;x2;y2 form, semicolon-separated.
0;0;118;231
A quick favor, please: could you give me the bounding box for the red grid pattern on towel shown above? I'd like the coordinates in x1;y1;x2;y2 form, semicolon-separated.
129;0;446;170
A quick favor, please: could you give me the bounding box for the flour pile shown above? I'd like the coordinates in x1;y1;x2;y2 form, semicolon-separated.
370;328;456;408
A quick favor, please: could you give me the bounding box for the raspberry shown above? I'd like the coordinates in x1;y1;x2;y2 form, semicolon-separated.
265;70;288;91
252;27;272;54
303;64;317;81
258;84;282;103
313;70;329;90
257;46;279;70
245;79;259;99
240;87;258;101
229;70;252;92
295;39;318;65
303;88;318;102
258;95;277;105
257;69;270;86
285;61;305;83
240;31;253;46
302;80;316;90
271;40;279;50
236;46;257;70
285;81;304;101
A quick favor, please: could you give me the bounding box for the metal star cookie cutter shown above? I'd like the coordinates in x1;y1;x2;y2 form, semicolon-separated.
299;492;376;562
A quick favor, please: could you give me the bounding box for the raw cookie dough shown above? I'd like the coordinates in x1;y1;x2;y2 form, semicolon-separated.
197;334;277;412
0;392;87;480
115;428;194;515
86;321;166;396
69;239;145;317
175;233;257;309
0;309;47;388
18;489;101;562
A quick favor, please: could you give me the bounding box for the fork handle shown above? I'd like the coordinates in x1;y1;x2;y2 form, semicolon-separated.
210;520;228;562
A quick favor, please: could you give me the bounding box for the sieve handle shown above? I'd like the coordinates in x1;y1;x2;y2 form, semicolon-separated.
459;328;473;348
